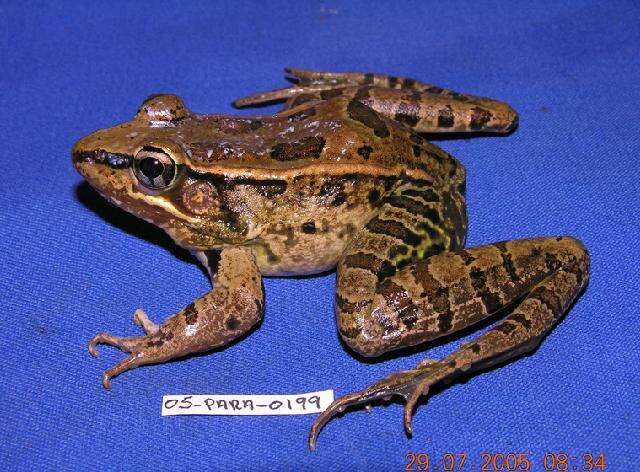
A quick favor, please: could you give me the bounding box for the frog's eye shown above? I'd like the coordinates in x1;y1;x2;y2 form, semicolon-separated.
133;147;176;190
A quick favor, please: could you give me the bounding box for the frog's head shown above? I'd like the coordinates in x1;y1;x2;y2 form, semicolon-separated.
72;94;258;249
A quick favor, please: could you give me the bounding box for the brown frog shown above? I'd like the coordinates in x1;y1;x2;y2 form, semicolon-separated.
72;68;590;450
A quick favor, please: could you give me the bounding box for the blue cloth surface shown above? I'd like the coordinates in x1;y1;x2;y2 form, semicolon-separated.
1;1;638;470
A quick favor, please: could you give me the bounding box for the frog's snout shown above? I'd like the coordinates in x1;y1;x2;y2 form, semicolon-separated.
72;135;134;175
72;138;96;177
72;147;132;170
71;147;94;168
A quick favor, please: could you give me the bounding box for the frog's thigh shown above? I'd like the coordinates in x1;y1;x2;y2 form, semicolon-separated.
337;236;589;358
89;247;264;388
335;180;466;355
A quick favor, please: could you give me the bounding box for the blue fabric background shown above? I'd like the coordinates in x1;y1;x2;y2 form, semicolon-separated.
1;1;638;470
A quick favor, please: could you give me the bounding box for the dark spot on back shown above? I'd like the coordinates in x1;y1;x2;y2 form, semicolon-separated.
347;100;390;138
270;136;326;161
301;221;316;234
332;192;347;206
368;189;381;204
357;145;373;159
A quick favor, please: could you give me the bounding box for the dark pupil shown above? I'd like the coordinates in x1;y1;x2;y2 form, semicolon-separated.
139;157;164;179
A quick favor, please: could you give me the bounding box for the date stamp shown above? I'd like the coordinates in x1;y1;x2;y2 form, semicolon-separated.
404;451;606;471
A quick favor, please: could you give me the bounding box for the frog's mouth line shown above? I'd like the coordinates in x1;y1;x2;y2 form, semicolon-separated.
72;149;133;169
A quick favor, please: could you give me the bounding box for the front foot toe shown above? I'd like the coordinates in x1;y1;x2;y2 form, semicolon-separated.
88;330;150;389
101;354;141;390
88;332;125;358
308;361;447;451
88;331;138;357
133;309;160;335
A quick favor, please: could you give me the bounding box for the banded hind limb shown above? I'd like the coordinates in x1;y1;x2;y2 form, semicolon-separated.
233;67;518;133
309;236;589;450
88;247;263;388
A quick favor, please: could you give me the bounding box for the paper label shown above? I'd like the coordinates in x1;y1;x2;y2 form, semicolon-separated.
162;389;334;416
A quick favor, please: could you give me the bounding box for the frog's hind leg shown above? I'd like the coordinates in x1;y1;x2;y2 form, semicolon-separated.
284;67;467;94
232;82;342;109
232;67;433;109
233;68;517;132
309;187;589;448
231;67;416;109
88;247;264;389
363;86;518;133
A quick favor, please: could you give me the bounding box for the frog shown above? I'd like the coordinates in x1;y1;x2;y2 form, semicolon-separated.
72;68;590;450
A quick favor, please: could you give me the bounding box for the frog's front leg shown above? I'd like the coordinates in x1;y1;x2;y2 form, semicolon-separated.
88;247;263;389
309;202;589;448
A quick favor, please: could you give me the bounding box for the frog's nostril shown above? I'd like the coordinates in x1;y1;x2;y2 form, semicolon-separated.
73;149;97;165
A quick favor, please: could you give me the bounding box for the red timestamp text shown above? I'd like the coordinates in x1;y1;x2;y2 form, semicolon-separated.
403;451;606;471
